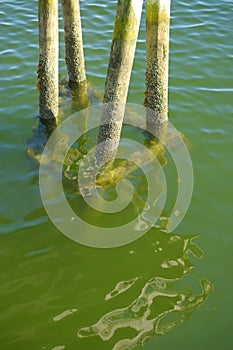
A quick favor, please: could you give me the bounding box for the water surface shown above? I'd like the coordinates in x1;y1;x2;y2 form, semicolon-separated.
0;1;232;349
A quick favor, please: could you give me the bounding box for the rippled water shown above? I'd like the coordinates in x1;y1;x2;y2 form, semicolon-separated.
0;1;232;349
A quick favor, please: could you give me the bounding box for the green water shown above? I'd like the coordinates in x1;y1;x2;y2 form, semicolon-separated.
0;1;232;349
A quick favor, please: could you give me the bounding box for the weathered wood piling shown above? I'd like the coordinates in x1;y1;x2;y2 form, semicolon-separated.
144;0;171;131
61;0;86;86
38;0;59;127
37;0;171;144
96;0;143;165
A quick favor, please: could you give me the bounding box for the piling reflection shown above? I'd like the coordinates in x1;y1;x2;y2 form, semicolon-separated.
0;212;214;350
77;228;213;349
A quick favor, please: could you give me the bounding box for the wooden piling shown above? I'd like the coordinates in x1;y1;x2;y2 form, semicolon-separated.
61;0;88;104
38;0;59;127
144;0;171;131
96;0;143;165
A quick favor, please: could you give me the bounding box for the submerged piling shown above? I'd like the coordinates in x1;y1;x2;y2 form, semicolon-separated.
38;0;59;127
61;0;88;109
144;0;171;131
96;0;143;165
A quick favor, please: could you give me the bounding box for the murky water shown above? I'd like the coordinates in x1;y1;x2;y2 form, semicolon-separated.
0;1;232;349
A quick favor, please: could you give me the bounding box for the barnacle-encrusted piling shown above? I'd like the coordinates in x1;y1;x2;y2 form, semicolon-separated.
38;0;59;128
144;0;171;132
96;0;143;165
61;0;89;110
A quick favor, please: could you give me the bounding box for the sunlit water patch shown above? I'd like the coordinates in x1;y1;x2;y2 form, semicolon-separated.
77;229;213;349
